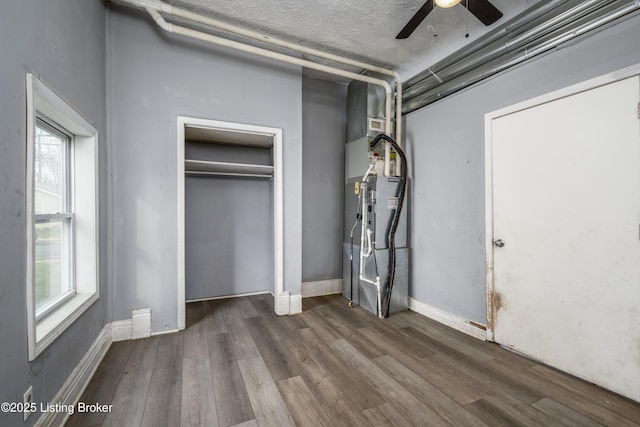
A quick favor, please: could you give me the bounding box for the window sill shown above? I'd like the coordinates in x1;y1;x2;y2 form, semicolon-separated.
33;291;98;360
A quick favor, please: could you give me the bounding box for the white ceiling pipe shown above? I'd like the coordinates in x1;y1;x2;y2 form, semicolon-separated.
145;6;397;175
122;0;402;166
146;1;395;76
168;1;403;150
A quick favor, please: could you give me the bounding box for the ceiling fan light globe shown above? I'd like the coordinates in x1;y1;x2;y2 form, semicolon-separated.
435;0;462;8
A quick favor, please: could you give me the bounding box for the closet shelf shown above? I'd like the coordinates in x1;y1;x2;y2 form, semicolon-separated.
185;159;273;178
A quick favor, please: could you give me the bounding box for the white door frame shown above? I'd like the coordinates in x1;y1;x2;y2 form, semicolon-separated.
484;63;640;341
176;116;284;330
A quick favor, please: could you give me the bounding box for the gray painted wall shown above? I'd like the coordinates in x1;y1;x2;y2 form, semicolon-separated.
108;6;302;332
405;12;640;324
301;77;348;282
185;142;273;299
0;1;108;425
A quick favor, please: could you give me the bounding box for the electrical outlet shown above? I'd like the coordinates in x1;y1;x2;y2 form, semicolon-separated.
23;386;33;421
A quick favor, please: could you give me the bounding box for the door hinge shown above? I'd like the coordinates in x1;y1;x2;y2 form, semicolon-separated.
638;102;640;119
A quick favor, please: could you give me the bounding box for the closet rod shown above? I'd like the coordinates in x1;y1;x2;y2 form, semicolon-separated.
185;170;273;179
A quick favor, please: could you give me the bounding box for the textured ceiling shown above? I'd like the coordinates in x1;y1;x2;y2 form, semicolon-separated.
162;0;542;81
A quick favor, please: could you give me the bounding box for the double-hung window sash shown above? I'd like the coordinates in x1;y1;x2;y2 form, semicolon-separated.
33;117;75;320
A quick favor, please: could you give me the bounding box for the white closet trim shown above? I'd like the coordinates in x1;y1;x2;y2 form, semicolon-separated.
176;116;285;330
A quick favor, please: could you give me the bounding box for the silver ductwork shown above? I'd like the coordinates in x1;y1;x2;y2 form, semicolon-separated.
403;0;640;114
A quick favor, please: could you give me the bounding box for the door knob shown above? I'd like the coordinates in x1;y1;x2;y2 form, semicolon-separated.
494;239;505;248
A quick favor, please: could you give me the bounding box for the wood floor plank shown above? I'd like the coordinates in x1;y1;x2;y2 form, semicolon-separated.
357;326;434;368
247;294;274;317
181;357;219;427
373;354;488;426
465;398;530;427
297;309;340;342
318;297;369;329
124;336;161;373
476;395;560;427
244;317;300;381
229;420;258;427
237;356;296;427
141;333;183;427
429;349;544;405
277;376;333;427
69;295;640;427
483;358;640;427
329;338;449;426
297;327;385;411
278;311;309;332
201;299;229;335
183;304;208;359
307;375;376;427
277;336;375;427
102;338;159;427
397;312;497;363
221;307;261;361
65;340;134;427
332;325;387;360
527;364;640;423
363;402;413;427
234;296;261;318
207;332;254;426
532;397;605;427
404;355;483;406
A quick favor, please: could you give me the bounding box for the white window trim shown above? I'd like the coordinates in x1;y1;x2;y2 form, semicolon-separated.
26;74;99;361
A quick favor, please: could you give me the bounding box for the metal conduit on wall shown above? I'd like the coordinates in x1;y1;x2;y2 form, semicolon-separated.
403;0;640;115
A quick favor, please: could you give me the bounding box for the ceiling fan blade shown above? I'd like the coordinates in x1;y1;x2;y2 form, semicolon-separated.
462;0;503;26
396;1;434;39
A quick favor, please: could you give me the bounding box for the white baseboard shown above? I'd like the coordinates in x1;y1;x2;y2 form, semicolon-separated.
408;297;487;341
36;324;112;427
186;290;270;303
112;308;152;341
275;291;290;315
274;291;303;315
289;294;302;314
111;319;132;342
131;308;151;339
302;279;342;298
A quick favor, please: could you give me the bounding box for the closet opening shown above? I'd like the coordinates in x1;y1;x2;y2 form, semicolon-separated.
176;117;284;330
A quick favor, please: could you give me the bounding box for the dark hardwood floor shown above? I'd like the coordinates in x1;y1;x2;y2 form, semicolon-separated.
66;294;640;426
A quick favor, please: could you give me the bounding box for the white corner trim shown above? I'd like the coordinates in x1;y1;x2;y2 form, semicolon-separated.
302;279;342;298
112;308;152;341
408;297;487;341
111;319;132;342
275;291;290;316
131;308;151;339
36;324;112;427
289;294;302;315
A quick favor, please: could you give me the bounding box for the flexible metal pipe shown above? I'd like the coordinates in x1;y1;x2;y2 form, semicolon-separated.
403;0;640;113
403;0;638;113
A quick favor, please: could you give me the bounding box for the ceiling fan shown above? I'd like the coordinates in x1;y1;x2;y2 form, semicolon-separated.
396;0;503;39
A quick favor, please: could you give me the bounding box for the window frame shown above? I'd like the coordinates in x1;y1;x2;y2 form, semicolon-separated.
26;74;99;361
33;117;76;321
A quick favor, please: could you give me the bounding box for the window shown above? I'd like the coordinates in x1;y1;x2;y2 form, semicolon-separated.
26;74;99;361
34;118;75;319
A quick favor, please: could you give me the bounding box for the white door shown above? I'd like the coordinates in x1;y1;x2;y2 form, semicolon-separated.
490;75;640;402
